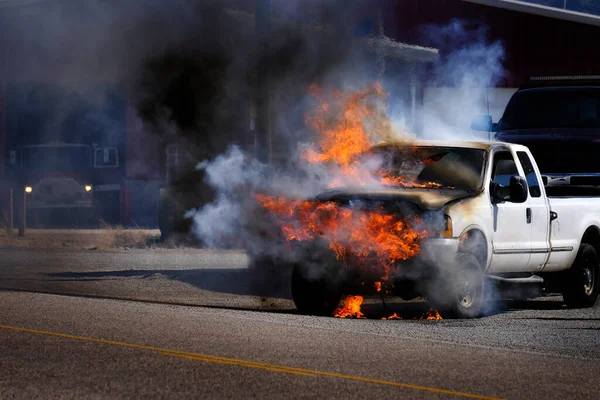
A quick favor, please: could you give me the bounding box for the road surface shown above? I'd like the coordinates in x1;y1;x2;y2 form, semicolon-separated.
0;248;599;398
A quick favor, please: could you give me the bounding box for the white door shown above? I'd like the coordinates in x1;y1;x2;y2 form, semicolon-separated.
516;150;550;271
488;150;533;273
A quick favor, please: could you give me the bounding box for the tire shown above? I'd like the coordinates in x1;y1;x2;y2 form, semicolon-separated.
562;244;600;308
428;253;485;319
291;264;343;316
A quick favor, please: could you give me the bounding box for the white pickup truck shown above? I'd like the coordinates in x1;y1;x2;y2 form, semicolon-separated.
289;140;600;318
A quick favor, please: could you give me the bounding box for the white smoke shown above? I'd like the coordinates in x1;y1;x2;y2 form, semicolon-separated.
415;20;506;140
188;19;507;255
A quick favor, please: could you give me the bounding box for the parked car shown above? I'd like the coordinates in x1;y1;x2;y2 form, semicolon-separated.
472;76;600;194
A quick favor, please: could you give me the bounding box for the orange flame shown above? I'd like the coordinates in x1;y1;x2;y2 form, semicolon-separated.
382;313;402;320
255;194;427;276
421;309;443;320
378;173;444;189
301;83;443;189
254;84;442;320
333;295;365;318
303;83;384;166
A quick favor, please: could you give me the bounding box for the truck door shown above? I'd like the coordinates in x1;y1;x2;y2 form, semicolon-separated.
516;151;550;271
488;150;533;273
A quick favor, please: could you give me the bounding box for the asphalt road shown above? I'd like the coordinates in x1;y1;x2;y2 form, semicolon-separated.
1;248;600;399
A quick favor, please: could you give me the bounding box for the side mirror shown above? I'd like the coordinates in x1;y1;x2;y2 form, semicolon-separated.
509;176;528;203
471;114;493;132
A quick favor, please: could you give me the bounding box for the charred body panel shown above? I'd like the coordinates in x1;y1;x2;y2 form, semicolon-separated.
286;188;458;302
316;187;475;211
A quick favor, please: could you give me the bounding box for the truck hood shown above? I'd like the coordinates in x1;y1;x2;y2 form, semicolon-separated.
315;187;475;210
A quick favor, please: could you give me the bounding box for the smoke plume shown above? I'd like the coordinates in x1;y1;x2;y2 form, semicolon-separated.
2;1;507;308
416;19;506;139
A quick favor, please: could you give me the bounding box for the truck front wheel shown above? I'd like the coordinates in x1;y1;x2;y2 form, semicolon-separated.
291;264;343;316
428;253;485;319
562;244;600;308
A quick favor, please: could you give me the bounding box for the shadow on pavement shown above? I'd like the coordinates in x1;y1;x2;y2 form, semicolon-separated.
48;268;293;299
44;271;576;319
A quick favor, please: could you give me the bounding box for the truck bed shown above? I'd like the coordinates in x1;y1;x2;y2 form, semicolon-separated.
544;196;600;271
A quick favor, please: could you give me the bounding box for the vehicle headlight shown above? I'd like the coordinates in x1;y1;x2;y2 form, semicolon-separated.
84;185;93;192
25;186;33;194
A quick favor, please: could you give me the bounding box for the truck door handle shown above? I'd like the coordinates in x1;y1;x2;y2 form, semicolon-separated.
526;208;532;224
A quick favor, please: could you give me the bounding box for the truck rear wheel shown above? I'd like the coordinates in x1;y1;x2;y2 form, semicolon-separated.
429;253;485;319
291;264;343;316
562;244;600;308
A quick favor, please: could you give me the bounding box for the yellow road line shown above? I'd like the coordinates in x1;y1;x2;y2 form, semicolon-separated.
0;324;502;400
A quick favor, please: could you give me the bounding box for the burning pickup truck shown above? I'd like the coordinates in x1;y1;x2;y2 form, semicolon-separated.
258;140;600;318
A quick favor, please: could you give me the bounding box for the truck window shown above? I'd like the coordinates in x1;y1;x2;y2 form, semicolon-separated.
491;151;518;187
516;151;541;197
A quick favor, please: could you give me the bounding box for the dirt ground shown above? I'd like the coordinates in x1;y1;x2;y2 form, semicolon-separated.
0;228;163;250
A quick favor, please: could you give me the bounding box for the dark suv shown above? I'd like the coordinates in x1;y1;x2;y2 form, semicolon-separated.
472;77;600;185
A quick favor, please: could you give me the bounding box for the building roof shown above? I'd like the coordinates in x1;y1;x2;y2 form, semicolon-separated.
226;9;439;64
463;0;600;27
0;0;56;9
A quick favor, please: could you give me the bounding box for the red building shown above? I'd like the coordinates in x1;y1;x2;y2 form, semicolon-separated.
388;0;600;85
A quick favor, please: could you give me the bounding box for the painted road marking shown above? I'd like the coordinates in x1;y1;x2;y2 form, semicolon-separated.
0;324;502;400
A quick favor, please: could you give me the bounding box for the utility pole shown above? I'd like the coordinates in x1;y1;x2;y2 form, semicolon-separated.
8;188;13;234
17;186;25;237
255;0;272;164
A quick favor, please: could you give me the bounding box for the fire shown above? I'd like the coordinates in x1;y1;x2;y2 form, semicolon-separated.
301;83;443;189
303;83;384;167
255;194;426;276
254;84;440;320
333;295;365;319
421;308;443;320
378;173;444;189
381;313;402;320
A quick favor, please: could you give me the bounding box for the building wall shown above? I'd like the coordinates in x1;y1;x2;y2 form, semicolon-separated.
386;0;600;86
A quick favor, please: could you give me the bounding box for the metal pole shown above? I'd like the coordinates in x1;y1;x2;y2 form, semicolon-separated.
17;186;25;237
8;187;13;234
255;0;272;164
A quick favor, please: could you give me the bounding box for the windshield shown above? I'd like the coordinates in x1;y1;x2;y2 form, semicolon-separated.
21;145;92;171
364;145;486;191
500;88;600;130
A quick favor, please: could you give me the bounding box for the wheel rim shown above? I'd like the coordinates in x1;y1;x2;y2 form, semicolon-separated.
457;270;476;308
582;260;596;296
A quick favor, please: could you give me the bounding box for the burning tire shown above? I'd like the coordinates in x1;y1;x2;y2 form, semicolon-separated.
428;252;485;319
561;244;600;308
291;264;343;316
